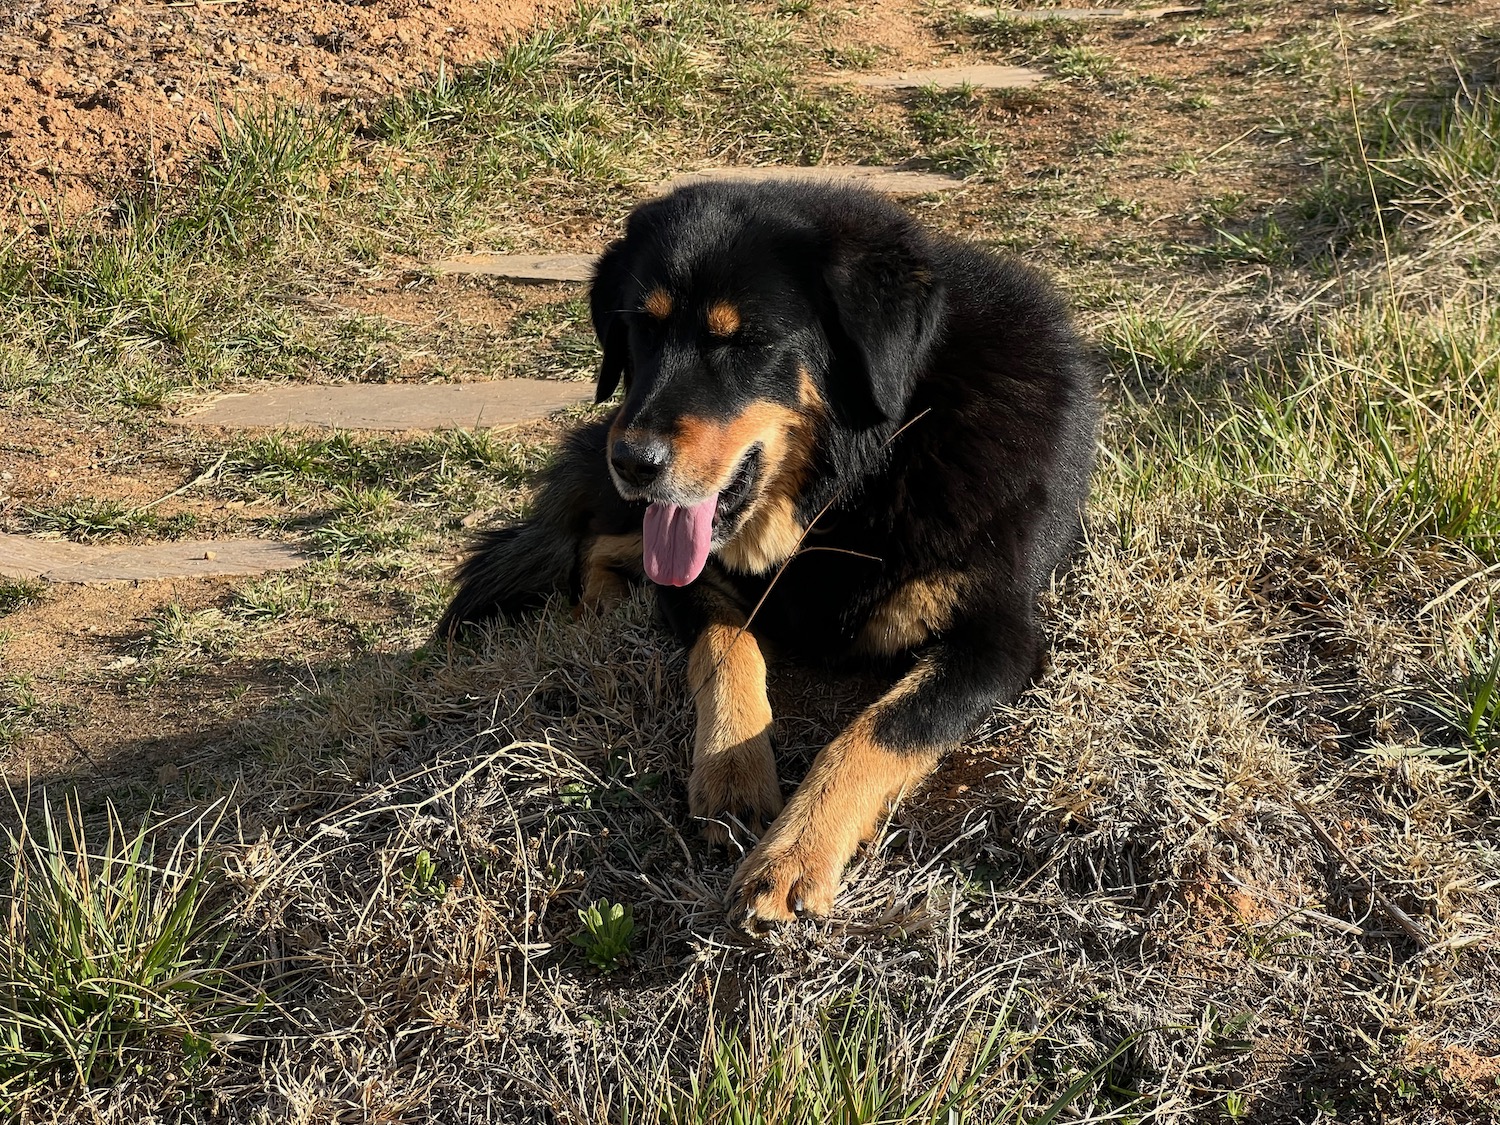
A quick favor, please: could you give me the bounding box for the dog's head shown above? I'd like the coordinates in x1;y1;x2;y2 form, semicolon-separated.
589;182;946;586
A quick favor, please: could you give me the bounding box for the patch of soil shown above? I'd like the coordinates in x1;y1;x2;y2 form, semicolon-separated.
1;578;256;784
0;572;404;793
0;0;563;217
329;277;533;331
1401;1040;1500;1105
836;0;950;68
0;413;187;527
327;274;595;382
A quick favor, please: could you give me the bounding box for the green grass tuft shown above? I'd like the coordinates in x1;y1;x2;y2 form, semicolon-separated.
1305;88;1500;249
0;795;247;1099
1101;308;1218;386
1050;45;1117;84
226;429;546;504
0;580;45;619
147;605;244;664
964;11;1085;54
1112;298;1500;562
1410;602;1500;760
194;102;351;251
570;899;636;972
907;87;1009;177
654;997;1142;1125
24;498;199;544
0;678;42;749
372;0;866;227
0;100;353;411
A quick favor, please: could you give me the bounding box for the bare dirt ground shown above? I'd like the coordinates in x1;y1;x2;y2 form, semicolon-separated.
1;0;564;215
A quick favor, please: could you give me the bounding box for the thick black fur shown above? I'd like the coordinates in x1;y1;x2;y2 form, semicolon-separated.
438;180;1098;753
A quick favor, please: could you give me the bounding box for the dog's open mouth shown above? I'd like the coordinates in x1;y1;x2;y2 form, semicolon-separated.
641;445;763;588
714;444;763;533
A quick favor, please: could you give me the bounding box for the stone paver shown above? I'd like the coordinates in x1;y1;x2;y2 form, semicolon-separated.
0;534;94;580
171;380;593;432
1;534;305;584
652;165;964;195
853;64;1046;90
965;5;1198;20
430;252;597;282
430;168;968;286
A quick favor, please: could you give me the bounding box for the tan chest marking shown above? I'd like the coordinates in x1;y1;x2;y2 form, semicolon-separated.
855;573;965;657
719;493;806;575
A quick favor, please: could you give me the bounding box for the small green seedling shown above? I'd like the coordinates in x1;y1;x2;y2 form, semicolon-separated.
570;899;635;972
403;849;446;900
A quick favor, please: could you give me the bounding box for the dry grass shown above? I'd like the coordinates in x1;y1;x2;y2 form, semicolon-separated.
5;0;1500;1121
38;492;1494;1118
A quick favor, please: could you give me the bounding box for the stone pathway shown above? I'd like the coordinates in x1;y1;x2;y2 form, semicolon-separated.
853;64;1045;90
51;58;1048;586
170;379;593;432
1;533;304;584
430;252;597;282
651;165;964;195
964;5;1198;20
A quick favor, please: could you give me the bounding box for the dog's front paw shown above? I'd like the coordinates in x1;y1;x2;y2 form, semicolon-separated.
727;819;852;928
688;732;783;848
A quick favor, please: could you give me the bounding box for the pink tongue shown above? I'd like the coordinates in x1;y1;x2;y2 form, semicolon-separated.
642;496;718;586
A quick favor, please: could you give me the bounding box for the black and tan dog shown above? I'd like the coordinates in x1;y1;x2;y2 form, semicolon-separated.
438;180;1098;927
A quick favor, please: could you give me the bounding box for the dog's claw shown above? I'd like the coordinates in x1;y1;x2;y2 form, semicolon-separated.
728;826;848;931
734;903;763;934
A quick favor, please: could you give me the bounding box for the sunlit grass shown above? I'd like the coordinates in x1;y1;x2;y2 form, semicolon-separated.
1110;298;1500;563
644;987;1142;1124
0;795;249;1100
1305;87;1500;248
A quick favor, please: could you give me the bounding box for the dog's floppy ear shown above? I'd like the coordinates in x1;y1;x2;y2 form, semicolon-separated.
822;233;946;426
589;239;632;404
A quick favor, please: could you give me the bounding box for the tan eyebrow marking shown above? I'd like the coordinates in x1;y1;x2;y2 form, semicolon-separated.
644;287;673;319
706;301;741;337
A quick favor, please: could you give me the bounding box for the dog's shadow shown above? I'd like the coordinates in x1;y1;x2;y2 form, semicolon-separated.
10;586;1042;991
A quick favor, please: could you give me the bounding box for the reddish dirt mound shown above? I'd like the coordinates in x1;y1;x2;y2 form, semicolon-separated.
0;0;562;216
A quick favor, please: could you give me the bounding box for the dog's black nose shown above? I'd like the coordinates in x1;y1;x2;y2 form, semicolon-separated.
611;438;668;489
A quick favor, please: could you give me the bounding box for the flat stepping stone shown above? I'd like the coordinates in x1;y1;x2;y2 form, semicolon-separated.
853;65;1045;90
430;252;596;282
171;380;592;432
653;166;963;195
0;534;304;584
0;534;94;579
434;169;966;284
966;6;1199;20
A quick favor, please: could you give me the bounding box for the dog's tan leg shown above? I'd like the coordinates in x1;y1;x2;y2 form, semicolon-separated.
687;621;783;847
728;587;1046;926
578;533;642;614
728;663;941;924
